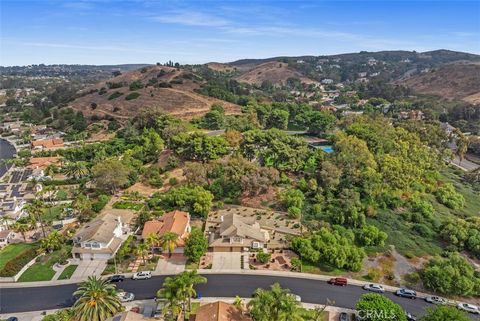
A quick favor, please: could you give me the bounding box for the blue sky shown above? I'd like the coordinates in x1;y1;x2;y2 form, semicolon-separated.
1;0;479;66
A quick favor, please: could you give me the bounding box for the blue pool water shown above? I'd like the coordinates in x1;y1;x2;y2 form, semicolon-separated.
320;146;333;153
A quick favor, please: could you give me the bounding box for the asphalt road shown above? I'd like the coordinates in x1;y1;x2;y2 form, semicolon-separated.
3;274;479;319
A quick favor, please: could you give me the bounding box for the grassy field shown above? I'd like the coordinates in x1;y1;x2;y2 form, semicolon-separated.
439;167;480;218
18;245;72;282
0;243;37;271
58;265;78;280
42;206;64;222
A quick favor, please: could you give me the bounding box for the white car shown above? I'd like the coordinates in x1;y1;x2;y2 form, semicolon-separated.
117;292;135;302
457;303;480;314
288;294;301;302
362;284;385;293
132;271;152;280
425;296;446;305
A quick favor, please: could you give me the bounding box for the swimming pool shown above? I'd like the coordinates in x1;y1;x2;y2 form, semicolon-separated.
320;146;333;153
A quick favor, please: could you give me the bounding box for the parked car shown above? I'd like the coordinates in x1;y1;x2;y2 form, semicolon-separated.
6;318;18;321
328;277;348;286
406;312;417;321
132;271;152;280
117;291;135;302
107;275;125;283
425;296;446;305
395;288;417;299
339;312;348;321
362;283;385;293
457;303;480;314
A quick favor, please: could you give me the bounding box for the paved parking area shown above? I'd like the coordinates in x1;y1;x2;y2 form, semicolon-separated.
211;252;242;270
71;259;107;279
155;254;186;274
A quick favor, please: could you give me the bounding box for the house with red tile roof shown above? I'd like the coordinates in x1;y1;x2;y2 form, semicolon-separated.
31;138;64;150
142;210;191;249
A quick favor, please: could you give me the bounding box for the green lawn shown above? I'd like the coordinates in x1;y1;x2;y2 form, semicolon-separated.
58;265;78;280
18;245;72;282
42;206;64;222
0;243;37;271
112;201;144;211
439;168;480;218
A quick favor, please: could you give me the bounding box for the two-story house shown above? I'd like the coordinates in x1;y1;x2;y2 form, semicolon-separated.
208;213;269;252
72;209;134;260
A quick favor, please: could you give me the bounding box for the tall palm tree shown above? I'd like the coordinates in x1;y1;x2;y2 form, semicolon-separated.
159;232;179;258
13;223;29;242
145;233;159;254
73;276;122;321
178;270;207;313
134;243;149;265
27;215;37;230
23;200;47;238
156;276;183;321
248;283;302;321
41;231;63;253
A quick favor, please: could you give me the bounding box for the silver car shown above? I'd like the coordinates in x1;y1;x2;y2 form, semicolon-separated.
457;303;480;314
425;296;446;305
362;283;385;293
117;291;135;302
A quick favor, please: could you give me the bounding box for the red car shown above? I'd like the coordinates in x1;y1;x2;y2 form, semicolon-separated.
328;277;348;286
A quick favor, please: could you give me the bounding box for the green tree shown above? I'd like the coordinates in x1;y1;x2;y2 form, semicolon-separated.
156;276;183;320
356;293;406;321
62;161;88;180
72;276;122;321
91;158;130;194
41;309;74;321
13;222;29;242
160;231;179;258
170;132;229;162
41;231;64;253
248;283;302;321
145;233;160;254
420;305;470;321
141;128;165;162
266;109;289;130
184;227;208;263
295;110;336;135
151;186;213;217
421;253;480;296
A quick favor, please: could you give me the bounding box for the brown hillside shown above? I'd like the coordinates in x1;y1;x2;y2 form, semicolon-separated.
400;62;480;103
69;65;241;120
206;62;236;72
234;61;317;86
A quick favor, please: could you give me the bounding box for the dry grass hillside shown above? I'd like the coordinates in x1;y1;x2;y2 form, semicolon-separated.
400;62;480;103
206;62;236;72
69;65;241;120
234;61;317;86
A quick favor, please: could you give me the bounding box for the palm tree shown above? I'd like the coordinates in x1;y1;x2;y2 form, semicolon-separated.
13;223;29;242
178;270;207;313
159;232;179;258
134;243;149;265
62;161;88;180
27;215;37;230
23;200;47;238
156;276;183;321
248;283;302;321
145;233;159;254
41;231;63;253
73;276;122;321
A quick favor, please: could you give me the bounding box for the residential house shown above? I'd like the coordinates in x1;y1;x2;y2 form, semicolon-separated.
321;78;334;85
141;210;191;252
192;301;252;321
27;156;60;171
31;138;64;150
72;209;134;260
0;120;23;133
207;213;269;252
0;230;13;248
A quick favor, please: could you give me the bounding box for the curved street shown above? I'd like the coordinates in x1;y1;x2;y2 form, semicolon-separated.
3;274;477;319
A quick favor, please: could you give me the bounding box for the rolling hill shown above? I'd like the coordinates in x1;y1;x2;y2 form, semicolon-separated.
233;61;317;86
399;62;480;103
69;65;241;120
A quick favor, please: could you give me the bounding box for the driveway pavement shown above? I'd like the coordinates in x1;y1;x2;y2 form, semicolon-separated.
71;259;107;279
451;156;480;171
211;252;242;270
155;255;186;274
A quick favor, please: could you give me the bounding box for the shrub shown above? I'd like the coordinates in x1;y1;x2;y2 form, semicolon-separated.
92;194;110;212
129;80;144;91
169;177;178;186
108;91;123;100
0;248;38;277
125;92;141;100
107;82;124;89
435;183;465;209
256;252;271;264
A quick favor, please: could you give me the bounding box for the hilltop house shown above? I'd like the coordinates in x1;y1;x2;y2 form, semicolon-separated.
207;213;269;252
72;209;134;260
31;138;64;150
141;210;191;252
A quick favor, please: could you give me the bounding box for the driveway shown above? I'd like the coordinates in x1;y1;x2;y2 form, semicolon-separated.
71;259;107;279
155;255;186;274
212;252;242;270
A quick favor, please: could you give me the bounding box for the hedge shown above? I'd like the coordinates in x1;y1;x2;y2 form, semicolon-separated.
0;248;38;277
